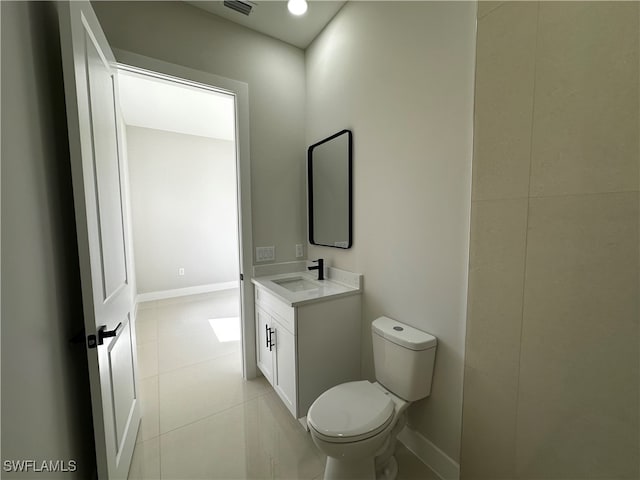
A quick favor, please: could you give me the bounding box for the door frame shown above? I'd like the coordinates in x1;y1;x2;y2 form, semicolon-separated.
115;49;257;379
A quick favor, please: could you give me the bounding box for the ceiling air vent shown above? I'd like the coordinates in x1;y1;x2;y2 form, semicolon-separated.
223;0;254;16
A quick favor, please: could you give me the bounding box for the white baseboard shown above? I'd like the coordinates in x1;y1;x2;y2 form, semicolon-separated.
136;281;238;304
398;426;460;480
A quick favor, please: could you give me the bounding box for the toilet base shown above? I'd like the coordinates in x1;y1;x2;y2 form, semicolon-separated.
323;456;375;480
376;456;398;480
374;409;406;480
322;455;398;480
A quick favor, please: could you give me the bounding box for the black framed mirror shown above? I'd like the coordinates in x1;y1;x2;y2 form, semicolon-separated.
308;129;352;248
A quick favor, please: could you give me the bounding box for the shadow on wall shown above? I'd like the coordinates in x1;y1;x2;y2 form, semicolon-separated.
1;1;96;477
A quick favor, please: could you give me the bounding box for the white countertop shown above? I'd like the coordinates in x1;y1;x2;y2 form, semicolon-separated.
251;269;362;307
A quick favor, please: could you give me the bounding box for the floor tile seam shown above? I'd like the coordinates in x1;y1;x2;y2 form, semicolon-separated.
137;338;160;380
156;313;238;320
155;331;235;344
155;321;241;341
158;300;237;309
156;350;243;377
157;388;272;438
135;432;161;445
269;454;325;478
151;295;238;311
155;312;240;323
138;288;238;307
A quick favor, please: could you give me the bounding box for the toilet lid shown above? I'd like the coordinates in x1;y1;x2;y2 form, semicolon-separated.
307;381;394;442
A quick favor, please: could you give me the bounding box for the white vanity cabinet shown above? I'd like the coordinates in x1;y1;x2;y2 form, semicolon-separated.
255;300;296;415
254;283;361;420
255;307;275;384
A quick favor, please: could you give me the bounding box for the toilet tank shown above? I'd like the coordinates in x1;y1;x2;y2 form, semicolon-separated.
372;316;437;401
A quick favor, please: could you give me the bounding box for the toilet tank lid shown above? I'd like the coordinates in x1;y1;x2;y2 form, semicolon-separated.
372;316;437;351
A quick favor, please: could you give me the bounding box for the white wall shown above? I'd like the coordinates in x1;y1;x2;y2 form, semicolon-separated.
126;126;238;294
306;1;477;463
1;2;96;476
93;1;307;264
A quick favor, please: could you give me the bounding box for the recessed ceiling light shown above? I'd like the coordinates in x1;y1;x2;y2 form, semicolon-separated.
287;0;308;16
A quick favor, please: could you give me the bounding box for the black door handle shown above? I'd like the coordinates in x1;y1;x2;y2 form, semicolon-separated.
98;322;122;345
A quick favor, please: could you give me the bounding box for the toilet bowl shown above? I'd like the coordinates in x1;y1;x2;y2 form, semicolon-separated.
307;381;408;480
307;317;437;480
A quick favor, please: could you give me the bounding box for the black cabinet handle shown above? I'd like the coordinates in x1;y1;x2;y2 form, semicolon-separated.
266;324;271;349
265;324;276;351
268;328;275;351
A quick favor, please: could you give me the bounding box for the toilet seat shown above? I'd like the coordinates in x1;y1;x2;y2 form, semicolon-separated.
308;381;395;443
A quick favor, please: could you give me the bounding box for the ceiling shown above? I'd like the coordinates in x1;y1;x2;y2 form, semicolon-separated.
118;1;346;137
118;70;236;141
186;1;346;49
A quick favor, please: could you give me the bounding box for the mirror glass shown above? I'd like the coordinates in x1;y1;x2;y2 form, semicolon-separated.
308;129;352;248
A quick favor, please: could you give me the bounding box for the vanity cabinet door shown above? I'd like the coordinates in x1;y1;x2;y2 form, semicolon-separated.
272;322;297;417
255;307;274;383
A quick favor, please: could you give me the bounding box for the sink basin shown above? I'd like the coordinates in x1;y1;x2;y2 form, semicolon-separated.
272;276;320;292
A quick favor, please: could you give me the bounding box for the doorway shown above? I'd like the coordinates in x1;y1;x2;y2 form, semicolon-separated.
119;68;239;302
115;54;256;381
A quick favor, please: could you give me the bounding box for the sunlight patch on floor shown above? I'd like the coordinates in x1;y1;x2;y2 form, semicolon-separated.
208;316;240;342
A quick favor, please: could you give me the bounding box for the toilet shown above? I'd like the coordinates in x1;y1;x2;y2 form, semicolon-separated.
307;316;437;480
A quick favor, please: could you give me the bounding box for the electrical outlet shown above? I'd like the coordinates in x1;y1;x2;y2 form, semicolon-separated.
178;268;185;276
256;246;275;262
295;244;304;258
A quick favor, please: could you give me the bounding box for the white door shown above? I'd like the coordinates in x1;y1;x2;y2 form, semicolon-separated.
58;2;140;478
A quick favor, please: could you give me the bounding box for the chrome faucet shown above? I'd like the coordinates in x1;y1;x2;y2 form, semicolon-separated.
308;259;324;280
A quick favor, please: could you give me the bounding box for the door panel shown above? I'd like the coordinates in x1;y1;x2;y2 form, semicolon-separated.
85;30;128;300
273;324;296;416
256;307;273;382
108;319;136;452
59;2;140;478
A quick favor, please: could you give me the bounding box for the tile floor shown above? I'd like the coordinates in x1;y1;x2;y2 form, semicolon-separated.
129;290;440;480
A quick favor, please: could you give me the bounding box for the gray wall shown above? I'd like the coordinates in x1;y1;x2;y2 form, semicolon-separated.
1;2;95;477
93;1;307;264
126;127;239;294
305;2;477;463
461;2;639;478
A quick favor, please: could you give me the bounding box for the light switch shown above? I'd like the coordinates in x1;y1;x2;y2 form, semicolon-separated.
256;246;275;262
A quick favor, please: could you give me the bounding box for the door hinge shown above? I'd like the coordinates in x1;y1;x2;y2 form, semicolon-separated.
240;273;244;281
